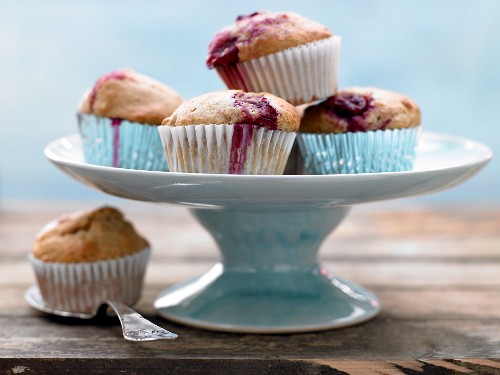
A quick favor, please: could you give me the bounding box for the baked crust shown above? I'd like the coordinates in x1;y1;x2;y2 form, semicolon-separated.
207;11;332;68
32;207;149;263
162;90;300;132
79;68;183;125
300;87;421;133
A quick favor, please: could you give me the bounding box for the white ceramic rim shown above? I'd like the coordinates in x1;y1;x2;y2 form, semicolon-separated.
45;131;492;179
44;131;492;208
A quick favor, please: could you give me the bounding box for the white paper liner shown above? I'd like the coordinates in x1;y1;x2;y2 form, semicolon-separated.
29;247;151;313
158;124;296;174
215;36;341;106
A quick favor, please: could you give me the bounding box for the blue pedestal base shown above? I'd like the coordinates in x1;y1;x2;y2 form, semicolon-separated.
154;207;381;333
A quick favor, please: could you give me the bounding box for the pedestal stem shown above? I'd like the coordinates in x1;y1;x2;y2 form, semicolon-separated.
191;207;350;271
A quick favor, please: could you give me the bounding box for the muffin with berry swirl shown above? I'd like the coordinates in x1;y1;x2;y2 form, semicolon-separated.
206;11;341;106
158;90;300;174
78;68;183;171
297;87;421;174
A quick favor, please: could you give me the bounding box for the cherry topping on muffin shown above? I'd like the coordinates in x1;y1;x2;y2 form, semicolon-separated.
331;94;372;117
233;91;278;130
206;31;240;68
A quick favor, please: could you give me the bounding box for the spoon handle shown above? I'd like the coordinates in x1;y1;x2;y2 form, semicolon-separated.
106;300;178;341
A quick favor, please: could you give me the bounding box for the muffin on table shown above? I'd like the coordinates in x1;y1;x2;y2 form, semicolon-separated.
158;90;300;175
30;206;150;313
78;68;183;171
206;11;341;106
297;87;421;174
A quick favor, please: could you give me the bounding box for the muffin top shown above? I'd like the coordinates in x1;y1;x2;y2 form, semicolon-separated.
300;87;421;133
206;11;332;68
79;68;183;125
162;90;300;132
32;207;149;263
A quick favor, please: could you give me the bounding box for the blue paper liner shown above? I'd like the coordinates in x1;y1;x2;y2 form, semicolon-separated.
77;114;168;171
297;127;421;174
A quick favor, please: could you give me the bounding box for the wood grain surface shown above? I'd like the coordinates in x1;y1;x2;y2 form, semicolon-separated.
1;201;499;375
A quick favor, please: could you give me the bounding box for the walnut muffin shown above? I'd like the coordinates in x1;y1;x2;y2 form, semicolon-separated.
297;87;422;174
158;90;300;174
299;87;421;134
206;11;341;105
30;207;151;313
77;68;183;171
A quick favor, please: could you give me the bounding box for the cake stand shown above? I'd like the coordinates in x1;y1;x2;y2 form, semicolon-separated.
45;132;492;333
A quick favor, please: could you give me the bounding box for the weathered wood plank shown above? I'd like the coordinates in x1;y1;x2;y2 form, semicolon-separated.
0;315;500;361
3;203;500;273
3;203;500;260
0;315;499;359
2;358;500;375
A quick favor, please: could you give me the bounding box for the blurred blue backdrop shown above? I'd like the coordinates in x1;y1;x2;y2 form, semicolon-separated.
1;0;498;202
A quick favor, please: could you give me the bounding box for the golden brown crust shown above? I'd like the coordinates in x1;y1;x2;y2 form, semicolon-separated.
237;12;332;62
162;90;300;132
207;11;332;67
300;87;421;133
79;68;183;125
32;207;149;263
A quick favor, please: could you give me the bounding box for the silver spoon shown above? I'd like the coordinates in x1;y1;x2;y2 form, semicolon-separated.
25;285;178;341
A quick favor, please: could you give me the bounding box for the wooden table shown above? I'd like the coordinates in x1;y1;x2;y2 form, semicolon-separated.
1;201;500;374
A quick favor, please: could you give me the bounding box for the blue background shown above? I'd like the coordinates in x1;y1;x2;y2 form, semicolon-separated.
1;0;498;202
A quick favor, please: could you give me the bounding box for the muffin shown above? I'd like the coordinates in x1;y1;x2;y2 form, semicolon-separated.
297;87;421;174
30;206;151;314
158;90;300;174
206;11;341;106
78;68;183;171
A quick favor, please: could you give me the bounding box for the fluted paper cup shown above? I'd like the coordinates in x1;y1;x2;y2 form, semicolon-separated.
78;113;168;171
29;247;151;313
297;127;421;174
158;124;296;175
215;36;341;106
